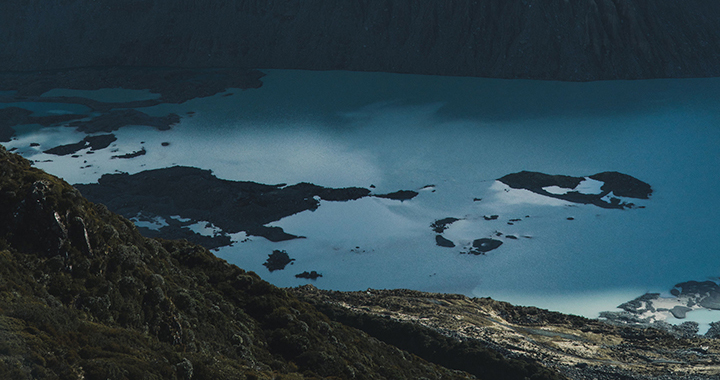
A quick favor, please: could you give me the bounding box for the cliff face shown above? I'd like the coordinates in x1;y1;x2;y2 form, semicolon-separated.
1;0;719;80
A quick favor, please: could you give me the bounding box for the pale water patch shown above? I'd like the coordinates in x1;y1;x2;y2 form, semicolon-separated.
186;221;223;237
543;177;606;196
491;181;572;207
543;185;572;195
130;213;168;231
575;177;604;194
665;309;720;335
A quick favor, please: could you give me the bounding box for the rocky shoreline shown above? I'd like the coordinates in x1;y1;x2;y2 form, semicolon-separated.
74;166;418;247
294;286;720;380
0;67;263;151
600;280;720;338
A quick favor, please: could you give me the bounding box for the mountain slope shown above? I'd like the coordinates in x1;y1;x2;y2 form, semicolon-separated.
1;0;719;80
0;144;481;379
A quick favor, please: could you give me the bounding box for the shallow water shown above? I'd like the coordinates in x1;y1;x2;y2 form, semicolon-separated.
4;69;720;322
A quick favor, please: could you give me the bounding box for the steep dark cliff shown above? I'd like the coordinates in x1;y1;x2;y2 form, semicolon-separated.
1;0;719;80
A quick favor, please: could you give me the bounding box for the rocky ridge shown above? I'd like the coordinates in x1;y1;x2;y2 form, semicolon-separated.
294;286;720;380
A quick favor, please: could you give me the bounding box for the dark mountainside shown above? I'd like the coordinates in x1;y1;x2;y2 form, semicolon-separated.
1;0;720;80
0;145;574;379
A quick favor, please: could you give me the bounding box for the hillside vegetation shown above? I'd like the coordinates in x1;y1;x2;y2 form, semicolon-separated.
0;144;480;379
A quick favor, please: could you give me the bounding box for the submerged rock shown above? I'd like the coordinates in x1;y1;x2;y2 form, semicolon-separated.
435;235;455;248
468;238;503;254
670;306;693;319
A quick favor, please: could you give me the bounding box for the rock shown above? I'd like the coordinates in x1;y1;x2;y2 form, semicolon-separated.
670;306;692;319
374;190;419;201
705;321;720;339
498;171;652;210
430;217;460;233
589;172;653;200
468;238;503;254
295;271;322;280
112;147;147;159
483;215;499;221
44;134;117;156
672;321;700;339
75;166;411;247
435;235;455;248
263;250;295;272
699;292;720;310
674;280;720;296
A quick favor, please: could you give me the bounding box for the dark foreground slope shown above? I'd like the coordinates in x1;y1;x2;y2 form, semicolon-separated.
0;144;481;379
1;0;719;80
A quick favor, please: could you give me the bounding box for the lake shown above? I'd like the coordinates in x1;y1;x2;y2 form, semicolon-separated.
5;69;720;326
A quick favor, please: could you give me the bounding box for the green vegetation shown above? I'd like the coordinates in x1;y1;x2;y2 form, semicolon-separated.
0;145;472;379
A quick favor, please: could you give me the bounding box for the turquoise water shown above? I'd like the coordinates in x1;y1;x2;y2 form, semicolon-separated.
5;70;720;320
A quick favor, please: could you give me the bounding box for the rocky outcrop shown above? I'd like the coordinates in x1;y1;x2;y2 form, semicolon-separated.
1;1;720;81
603;280;720;333
74;166;417;247
262;249;295;272
43;134;117;156
498;171;652;209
